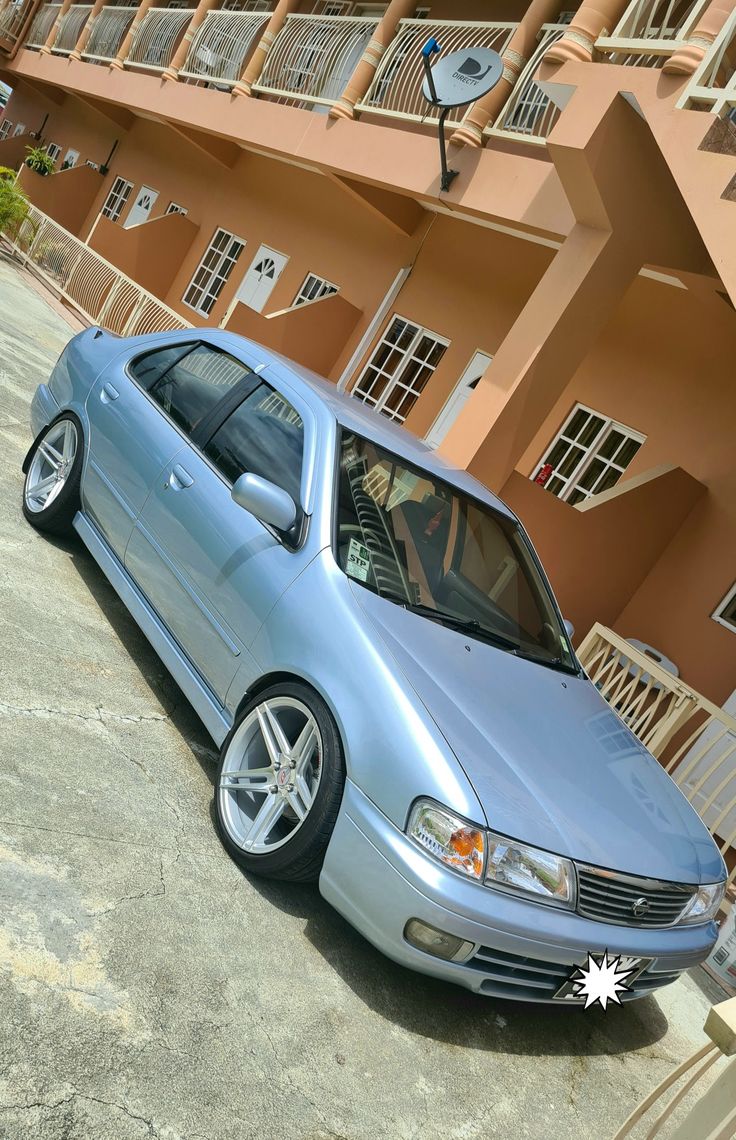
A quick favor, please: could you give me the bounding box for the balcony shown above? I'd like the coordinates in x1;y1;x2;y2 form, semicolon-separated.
81;4;137;62
51;3;92;53
24;1;61;48
489;24;567;144
252;13;381;110
357;18;516;127
596;0;710;67
125;4;194;73
680;6;736;112
0;0;34;45
179;7;270;88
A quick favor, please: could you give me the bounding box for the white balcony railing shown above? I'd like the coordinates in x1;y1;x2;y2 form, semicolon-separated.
252;13;380;109
680;6;736;111
490;24;566;144
82;4;136;61
358;18;516;126
24;1;60;48
578;624;736;884
179;8;269;87
0;0;34;42
6;203;190;336
597;0;711;66
125;6;193;72
51;3;92;53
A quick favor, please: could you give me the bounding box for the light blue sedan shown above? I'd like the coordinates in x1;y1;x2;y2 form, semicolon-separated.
23;327;726;1002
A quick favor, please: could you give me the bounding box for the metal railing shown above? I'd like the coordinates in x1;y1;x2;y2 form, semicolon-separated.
4;204;190;336
252;13;380;109
125;5;193;72
358;18;516;126
51;2;92;52
179;8;269;86
82;4;136;61
679;7;736;111
578;624;736;883
24;1;60;47
597;0;710;67
0;0;34;43
490;24;566;144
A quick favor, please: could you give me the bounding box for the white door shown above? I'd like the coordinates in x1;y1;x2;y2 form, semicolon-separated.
124;186;159;229
681;689;736;845
234;245;289;313
425;350;492;449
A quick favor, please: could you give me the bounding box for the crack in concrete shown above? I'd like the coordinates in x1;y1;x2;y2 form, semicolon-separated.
0;701;169;725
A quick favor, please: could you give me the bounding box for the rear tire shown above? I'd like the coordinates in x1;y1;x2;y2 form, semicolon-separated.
22;415;83;536
214;682;345;882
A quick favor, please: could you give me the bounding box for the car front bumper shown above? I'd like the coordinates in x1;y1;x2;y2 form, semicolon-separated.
319;781;718;1002
30;383;60;440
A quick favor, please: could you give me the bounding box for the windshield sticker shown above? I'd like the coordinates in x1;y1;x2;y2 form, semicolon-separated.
346;538;371;583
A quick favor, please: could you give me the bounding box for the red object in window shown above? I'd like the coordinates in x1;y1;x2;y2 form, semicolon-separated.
534;463;554;488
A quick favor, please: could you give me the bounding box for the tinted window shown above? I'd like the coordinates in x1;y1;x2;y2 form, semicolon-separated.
204;384;304;505
131;343;253;435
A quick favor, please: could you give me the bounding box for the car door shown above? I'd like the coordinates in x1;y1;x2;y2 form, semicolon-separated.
125;377;313;703
84;339;253;562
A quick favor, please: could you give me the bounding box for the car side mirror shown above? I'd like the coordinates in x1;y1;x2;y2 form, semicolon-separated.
231;473;297;533
564;619;575;641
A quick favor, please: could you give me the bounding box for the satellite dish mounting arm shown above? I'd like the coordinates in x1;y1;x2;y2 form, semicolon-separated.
422;38;459;194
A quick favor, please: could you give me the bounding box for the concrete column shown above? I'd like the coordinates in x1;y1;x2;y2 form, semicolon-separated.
664;0;736;74
69;0;104;60
451;0;563;148
110;0;155;69
328;0;417;122
39;0;73;54
232;0;299;98
161;0;218;81
545;0;630;63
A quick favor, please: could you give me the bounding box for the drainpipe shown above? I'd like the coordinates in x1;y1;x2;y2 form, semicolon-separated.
232;0;300;98
161;0;219;82
328;0;417;122
69;0;105;61
664;0;736;74
544;0;630;62
110;0;156;70
38;0;73;54
451;0;565;148
336;265;412;391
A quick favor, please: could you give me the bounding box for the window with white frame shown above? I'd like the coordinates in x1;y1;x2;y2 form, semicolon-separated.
46;142;62;163
183;227;245;316
293;272;338;306
61;148;79;170
713;584;736;634
351;315;449;424
101;176;133;222
532;403;645;505
166;201;188;216
0;120;12;140
12;122;25;137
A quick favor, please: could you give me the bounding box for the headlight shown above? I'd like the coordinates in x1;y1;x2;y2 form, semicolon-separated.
485;831;575;907
679;881;725;925
408;801;485;880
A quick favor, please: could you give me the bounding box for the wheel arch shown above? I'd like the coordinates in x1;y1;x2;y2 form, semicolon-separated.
22;407;86;473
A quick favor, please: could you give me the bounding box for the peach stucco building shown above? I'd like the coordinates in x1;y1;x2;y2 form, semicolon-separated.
0;0;735;711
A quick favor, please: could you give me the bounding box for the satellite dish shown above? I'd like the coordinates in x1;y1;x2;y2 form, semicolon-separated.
421;46;504;110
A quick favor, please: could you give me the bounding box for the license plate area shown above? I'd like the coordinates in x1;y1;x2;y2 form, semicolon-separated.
553;955;654;1002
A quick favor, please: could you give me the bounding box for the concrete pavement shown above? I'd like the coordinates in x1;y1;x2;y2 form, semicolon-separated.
0;252;724;1140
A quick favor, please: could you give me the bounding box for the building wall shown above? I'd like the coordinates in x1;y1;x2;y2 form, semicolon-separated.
2;81;122;173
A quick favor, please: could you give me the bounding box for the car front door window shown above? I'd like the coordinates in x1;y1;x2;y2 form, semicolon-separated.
132;342;255;437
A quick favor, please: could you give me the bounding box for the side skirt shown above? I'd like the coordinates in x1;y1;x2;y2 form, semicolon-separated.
73;510;232;746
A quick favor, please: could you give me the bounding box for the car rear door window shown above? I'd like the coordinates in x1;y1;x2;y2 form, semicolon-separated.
130;343;254;436
203;384;304;505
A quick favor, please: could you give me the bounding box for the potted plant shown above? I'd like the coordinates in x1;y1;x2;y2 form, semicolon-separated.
24;145;56;176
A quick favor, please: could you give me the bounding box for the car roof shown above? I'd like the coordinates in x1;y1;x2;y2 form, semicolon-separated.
208;333;516;520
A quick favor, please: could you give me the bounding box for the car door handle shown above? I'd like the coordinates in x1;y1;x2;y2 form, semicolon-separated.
100;382;119;403
167;464;194;491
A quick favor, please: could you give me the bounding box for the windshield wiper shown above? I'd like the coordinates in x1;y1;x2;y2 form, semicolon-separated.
379;592;521;651
510;646;579;675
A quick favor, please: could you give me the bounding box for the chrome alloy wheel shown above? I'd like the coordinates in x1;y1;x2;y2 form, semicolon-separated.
218;697;323;854
24;420;78;514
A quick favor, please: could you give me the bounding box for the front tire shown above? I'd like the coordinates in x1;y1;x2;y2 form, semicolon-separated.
215;682;346;882
22;415;83;536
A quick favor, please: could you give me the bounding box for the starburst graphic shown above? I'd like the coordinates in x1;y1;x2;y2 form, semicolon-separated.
569;951;636;1010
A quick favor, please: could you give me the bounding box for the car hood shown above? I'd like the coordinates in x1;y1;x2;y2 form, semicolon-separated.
351;586;724;885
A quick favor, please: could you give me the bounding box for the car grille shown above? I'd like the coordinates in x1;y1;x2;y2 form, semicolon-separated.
576;866;695;927
467;944;679;1001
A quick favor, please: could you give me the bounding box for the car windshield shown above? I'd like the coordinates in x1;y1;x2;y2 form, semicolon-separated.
334;432;577;672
